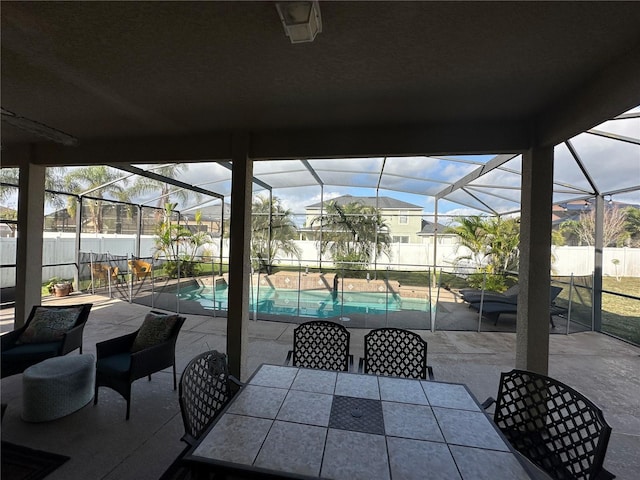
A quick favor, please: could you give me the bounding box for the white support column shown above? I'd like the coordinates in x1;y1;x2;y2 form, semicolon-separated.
516;146;554;375
15;155;46;327
226;133;252;380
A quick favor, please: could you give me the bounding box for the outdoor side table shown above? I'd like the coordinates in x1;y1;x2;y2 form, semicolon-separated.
22;354;95;422
184;364;548;480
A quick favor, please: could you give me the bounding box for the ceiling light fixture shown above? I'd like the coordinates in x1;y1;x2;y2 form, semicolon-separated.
1;107;78;146
275;1;322;44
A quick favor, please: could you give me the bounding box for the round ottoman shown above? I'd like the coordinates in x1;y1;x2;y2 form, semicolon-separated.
22;354;95;422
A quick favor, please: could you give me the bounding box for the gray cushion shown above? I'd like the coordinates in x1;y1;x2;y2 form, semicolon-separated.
130;313;179;353
17;307;83;344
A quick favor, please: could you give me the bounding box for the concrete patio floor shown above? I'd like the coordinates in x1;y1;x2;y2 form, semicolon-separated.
1;292;638;480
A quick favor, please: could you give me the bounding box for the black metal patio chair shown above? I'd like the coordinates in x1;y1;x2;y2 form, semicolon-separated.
179;350;242;447
285;320;353;372
483;369;615;480
358;327;434;380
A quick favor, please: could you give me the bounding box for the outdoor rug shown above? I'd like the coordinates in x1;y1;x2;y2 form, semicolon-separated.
1;441;70;480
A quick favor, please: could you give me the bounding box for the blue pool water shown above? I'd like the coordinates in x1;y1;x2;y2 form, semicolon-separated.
177;285;432;318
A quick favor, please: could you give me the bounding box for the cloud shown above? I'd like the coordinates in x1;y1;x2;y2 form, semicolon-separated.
84;107;639;216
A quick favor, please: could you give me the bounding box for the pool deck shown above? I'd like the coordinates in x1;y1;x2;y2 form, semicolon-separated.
1;291;638;480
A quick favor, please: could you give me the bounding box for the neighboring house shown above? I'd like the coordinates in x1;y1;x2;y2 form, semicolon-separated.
44;208;74;232
302;195;424;243
181;203;231;237
44;204;145;235
551;199;594;226
417;220;458;246
552;198;639;226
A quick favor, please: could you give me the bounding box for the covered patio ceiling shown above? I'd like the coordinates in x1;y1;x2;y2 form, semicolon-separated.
2;2;639;162
2;2;639;216
2;2;640;376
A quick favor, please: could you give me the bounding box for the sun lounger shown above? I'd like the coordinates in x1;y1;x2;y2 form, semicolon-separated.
470;286;564;328
460;284;519;304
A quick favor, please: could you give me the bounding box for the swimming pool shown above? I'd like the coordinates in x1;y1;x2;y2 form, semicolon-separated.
177;284;433;319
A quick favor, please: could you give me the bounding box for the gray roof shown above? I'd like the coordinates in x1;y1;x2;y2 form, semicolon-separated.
306;195;422;211
182;203;230;221
418;220;451;235
44;208;72;219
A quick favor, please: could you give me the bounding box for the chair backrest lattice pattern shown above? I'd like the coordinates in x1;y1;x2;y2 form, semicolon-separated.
292;321;350;372
493;369;613;480
363;328;428;379
179;350;234;446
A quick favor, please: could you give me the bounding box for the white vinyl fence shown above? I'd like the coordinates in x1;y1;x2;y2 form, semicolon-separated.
1;235;639;287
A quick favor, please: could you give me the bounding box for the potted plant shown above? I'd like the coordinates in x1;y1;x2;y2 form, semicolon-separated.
45;277;74;297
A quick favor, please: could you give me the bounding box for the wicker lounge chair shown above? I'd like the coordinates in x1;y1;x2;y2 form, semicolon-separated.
94;311;185;420
127;259;152;281
1;304;93;379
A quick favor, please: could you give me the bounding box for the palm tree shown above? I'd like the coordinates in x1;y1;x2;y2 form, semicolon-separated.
446;215;520;291
64;166;129;233
128;164;196;211
446;216;490;270
311;200;391;270
251;195;301;269
484;216;520;273
153;203;212;277
1;166;67;209
185;210;214;261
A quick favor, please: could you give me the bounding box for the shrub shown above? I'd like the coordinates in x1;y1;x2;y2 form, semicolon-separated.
163;260;200;278
466;273;507;292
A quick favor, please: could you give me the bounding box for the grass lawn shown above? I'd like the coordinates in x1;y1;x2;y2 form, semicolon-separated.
601;277;640;345
554;277;640;345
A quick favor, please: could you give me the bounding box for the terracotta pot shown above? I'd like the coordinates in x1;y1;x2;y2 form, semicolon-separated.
53;283;71;297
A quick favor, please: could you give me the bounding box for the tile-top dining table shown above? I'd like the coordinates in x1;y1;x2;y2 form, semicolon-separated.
184;364;543;480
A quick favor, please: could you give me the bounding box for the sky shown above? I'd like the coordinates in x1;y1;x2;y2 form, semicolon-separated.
172;107;639;220
2;107;639;220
